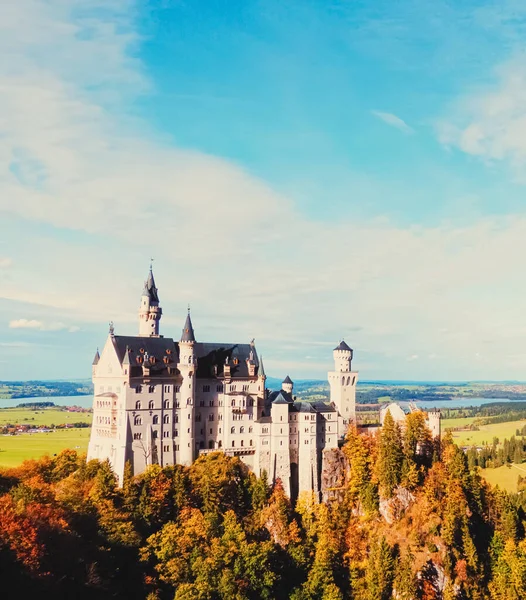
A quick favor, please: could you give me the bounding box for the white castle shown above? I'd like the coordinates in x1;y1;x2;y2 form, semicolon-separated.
87;267;358;497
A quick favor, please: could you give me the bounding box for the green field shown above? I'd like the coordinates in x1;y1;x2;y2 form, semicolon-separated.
0;408;92;427
0;429;90;468
442;417;526;446
479;463;526;493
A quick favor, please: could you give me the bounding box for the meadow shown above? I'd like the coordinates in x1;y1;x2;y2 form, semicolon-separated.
0;428;90;468
0;407;92;427
442;416;526;446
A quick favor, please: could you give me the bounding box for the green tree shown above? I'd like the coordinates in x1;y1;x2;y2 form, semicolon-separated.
377;411;403;498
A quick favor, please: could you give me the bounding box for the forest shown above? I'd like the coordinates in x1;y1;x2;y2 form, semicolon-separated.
0;411;525;600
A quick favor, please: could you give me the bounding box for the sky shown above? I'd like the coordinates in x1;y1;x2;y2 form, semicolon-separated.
2;0;526;381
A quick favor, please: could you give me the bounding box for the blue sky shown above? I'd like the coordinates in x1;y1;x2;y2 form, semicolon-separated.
2;0;526;381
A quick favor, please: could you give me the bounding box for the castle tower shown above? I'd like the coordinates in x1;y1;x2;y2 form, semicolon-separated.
270;394;291;497
282;375;293;395
328;340;358;435
177;309;196;466
138;266;162;337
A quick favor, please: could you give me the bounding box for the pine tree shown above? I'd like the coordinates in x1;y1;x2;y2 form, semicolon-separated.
377;411;403;498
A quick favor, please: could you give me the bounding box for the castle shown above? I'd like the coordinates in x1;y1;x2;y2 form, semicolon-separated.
87;267;439;497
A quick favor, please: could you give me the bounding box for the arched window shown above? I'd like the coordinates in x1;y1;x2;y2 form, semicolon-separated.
153;415;159;425
134;415;141;426
241;440;244;446
148;385;155;393
149;400;154;410
249;439;253;446
249;426;253;433
135;401;141;410
208;414;214;421
175;415;179;423
188;356;192;364
232;440;235;447
231;426;235;434
163;414;170;424
346;376;351;386
164;400;170;409
218;440;222;448
240;426;245;433
187;398;192;405
232;399;235;407
341;376;345;385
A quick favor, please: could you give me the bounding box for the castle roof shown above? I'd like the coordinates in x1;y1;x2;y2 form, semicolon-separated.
334;340;352;352
258;355;266;378
92;349;100;365
268;389;294;404
282;375;293;384
142;267;159;302
272;392;290;405
181;312;196;343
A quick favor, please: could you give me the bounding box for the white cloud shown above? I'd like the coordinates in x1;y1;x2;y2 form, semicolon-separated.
0;257;12;268
371;110;414;133
438;59;526;166
3;1;526;380
8;319;79;332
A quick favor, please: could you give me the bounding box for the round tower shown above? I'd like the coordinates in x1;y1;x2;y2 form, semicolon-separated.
138;266;162;337
328;340;358;435
178;309;196;466
282;375;294;395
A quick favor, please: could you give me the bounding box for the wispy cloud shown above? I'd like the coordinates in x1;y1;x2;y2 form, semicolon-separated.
8;319;79;332
371;110;414;133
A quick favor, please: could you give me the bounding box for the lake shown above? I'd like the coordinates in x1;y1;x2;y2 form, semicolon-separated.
0;394;522;412
0;395;94;409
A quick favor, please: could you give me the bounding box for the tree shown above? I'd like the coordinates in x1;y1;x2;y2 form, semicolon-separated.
364;537;395;600
377;411;403;498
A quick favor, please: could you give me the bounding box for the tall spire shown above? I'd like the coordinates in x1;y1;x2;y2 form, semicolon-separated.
181;308;195;343
258;355;266;378
142;265;159;303
92;348;100;365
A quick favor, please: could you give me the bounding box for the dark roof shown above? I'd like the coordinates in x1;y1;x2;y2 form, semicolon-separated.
181;313;196;342
282;375;293;384
311;401;336;413
194;343;260;379
292;401;316;413
112;335;178;377
268;390;294;404
92;349;100;365
143;268;159;302
334;340;352;352
272;392;290;405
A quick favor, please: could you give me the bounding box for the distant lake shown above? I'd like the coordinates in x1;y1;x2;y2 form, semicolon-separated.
0;395;94;409
409;397;514;410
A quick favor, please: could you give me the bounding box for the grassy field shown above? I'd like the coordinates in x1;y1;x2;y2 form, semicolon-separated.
442;417;526;446
479;463;526;493
0;408;92;427
0;429;90;468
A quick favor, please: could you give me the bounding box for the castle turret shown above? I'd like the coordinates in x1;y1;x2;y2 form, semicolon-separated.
282;375;293;395
138;266;162;337
328;340;358;436
177;309;196;465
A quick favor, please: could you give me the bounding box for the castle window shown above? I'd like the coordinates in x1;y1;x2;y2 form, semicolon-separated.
174;430;178;437
175;444;179;451
241;440;244;446
196;413;201;422
249;426;253;433
219;427;222;434
341;376;345;385
231;426;235;434
163;431;169;438
135;401;141;410
352;376;356;385
248;397;253;406
163;414;170;424
153;415;159;425
153;430;158;438
200;400;204;406
176;401;180;407
305;440;309;445
163;445;169;452
165;385;170;392
199;441;204;449
203;385;210;392
209;400;214;407
209;414;214;421
230;384;236;392
231;399;235;407
217;384;223;393
280;441;282;446
149;400;154;410
218;414;223;421
164;400;170;409
175;386;180;393
243;385;249;392
328;414;331;419
135;385;142;393
210;428;213;434
187;398;192;405
148;385;155;393
134;416;142;426
240;426;245;433
209;440;214;449
232;441;235;447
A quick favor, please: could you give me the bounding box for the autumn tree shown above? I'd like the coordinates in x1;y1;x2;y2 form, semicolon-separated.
377;410;403;498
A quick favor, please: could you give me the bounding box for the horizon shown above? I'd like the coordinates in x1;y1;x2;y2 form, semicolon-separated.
3;1;526;381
